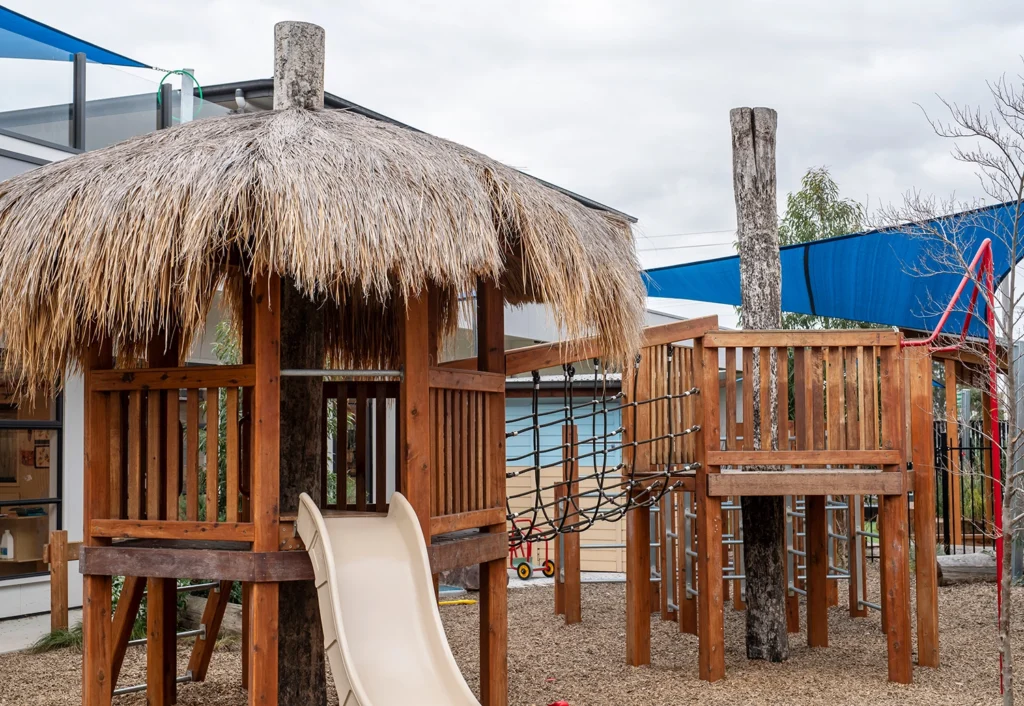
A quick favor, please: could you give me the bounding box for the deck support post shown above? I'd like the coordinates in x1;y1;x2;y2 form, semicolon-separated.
881;345;913;684
696;340;725;681
249;272;281;706
476;278;508;706
83;341;114;706
907;347;939;667
624;351;652;666
806;495;829;648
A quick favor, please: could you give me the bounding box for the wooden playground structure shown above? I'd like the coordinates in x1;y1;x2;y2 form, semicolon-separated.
0;17;961;705
511;317;940;685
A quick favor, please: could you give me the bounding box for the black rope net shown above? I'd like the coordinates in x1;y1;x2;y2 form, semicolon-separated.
506;349;701;549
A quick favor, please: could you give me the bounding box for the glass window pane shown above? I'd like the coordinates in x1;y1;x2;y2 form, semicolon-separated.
0;427;57;577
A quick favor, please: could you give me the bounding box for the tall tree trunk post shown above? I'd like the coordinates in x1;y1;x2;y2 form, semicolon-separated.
730;106;790;662
274;20;329;706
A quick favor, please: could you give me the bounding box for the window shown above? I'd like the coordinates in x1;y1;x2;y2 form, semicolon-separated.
0;380;63;581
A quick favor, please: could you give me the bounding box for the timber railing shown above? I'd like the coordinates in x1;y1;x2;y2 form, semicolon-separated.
87;364;255;544
427;367;507;536
319;380;400;513
702;329;906;498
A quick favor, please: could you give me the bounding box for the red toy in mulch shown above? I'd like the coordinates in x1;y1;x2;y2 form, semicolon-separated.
548;702;570;706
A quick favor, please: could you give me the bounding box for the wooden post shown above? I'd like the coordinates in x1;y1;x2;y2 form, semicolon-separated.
806;495;829;648
881;345;913;684
250;272;281;706
401;291;432;541
697;340;725;681
907;347;939;668
476;278;507;706
273;23;329;703
48;530;69;632
240;280;255;692
83;340;113;706
562;425;581;624
146;336;179;706
982;389;995;533
944;359;963;547
625;351;651;666
730;105;789;662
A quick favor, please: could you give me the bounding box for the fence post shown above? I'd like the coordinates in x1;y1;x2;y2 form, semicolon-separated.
48;530;69;632
907;347;939;668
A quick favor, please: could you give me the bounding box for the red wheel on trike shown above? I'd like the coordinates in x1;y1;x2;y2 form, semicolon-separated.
542;559;556;578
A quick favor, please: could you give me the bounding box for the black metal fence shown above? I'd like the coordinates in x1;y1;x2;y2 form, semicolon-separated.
933;420;1004;555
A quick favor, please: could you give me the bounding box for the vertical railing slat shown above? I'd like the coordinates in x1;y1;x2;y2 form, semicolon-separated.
226;388;240;522
206;388;220;522
355;384;368;512
165;390;180;520
186;389;200;521
127;391;143;520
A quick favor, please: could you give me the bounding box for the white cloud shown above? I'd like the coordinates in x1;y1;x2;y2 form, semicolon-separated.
5;0;1023;286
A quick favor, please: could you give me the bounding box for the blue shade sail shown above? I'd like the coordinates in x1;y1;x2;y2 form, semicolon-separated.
645;201;1024;337
0;5;148;67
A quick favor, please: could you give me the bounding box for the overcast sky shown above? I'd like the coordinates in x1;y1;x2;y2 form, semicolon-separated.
8;0;1024;322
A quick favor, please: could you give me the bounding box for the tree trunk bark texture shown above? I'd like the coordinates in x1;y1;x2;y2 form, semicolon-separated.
278;278;327;704
731;106;790;662
274;23;330;705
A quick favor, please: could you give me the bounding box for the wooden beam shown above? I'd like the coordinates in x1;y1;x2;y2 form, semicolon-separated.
708;449;902;466
907;347;939;668
429;508;506;536
110;575;145;687
83;340;113;706
624;352;651;667
806;495;828;648
476;278;507;706
703;330;899;348
48;530;69;632
89;365;256;392
187;581;235;681
146;576;177;705
504;315;719;376
250;272;280;706
706;469;904;497
562;425;581;625
400;291;432;541
428;367;505;393
90;519;254;542
625;503;651;666
82;534;505;582
696;342;725;682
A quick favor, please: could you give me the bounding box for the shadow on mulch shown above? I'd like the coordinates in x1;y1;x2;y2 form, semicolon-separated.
0;567;1012;706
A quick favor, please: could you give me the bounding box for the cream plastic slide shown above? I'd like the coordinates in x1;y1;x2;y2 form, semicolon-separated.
296;491;481;706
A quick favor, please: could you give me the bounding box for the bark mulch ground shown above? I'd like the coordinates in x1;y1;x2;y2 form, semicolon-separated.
0;570;1014;706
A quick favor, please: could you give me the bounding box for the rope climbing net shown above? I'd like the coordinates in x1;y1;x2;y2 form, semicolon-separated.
505;349;701;549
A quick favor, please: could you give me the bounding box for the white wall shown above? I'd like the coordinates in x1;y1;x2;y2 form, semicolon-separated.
0;136;80;621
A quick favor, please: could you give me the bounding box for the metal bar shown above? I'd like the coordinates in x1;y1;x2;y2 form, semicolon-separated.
178;582;219;593
127;626;205;647
788;548;806;558
158;83;172;131
71;52;86;149
280;369;403;378
859;599;882;611
789;584;807;597
113;671;194;697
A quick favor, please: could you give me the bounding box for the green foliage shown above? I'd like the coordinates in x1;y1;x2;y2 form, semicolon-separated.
27;622;83;653
778;167;868;330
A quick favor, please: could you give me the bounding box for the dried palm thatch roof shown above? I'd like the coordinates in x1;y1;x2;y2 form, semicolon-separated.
0;107;645;390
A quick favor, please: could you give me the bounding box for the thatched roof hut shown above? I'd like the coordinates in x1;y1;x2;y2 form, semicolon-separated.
0;99;644;390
